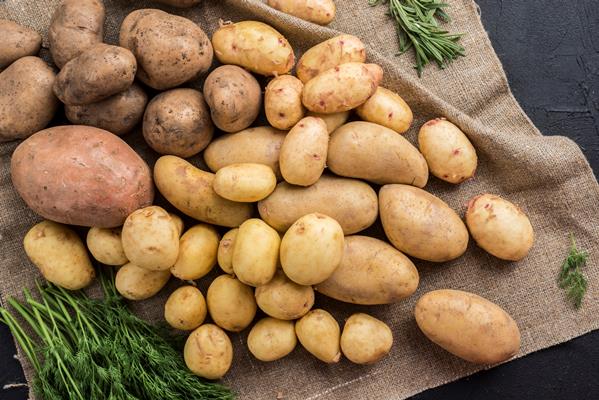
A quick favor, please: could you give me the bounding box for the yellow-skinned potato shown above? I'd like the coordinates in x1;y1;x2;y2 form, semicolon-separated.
164;286;207;331
115;262;171;300
466;194;534;261
212;21;294;76
184;324;233;379
295;309;341;363
86;227;128;266
267;0;336;25
315;236;419;305
248;317;297;362
171;224;219;280
341;313;393;364
207;275;257;332
232;219;280;287
213;163;277;202
415;289;521;364
265;75;305;130
255;270;314;320
169;213;184;237
306;110;350;134
217;228;238;274
24;221;95;290
356;87;413;134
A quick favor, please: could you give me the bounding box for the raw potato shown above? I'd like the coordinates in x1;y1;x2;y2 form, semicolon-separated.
0;19;42;68
154;156;253;227
328;121;429;187
303;62;383;113
184;324;233;379
415;289;521;364
155;0;201;7
356;87;413;134
466;194;534;261
171;224;219;280
164;286;207;331
169;213;185;237
267;0;335;25
248;318;297;362
115;263;170;300
379;184;469;262
212;21;294;76
306;111;350;134
24;221;95;290
265;75;305;130
143;88;213;157
340;313;393;364
418;118;478;184
207;275;257;332
297;35;366;83
203;65;261;133
232;219;280;287
217;229;238;274
280;213;344;285
255;270;314;320
315;236;419;305
213;163;277;202
279;117;328;186
86;227;128;266
295;309;341;363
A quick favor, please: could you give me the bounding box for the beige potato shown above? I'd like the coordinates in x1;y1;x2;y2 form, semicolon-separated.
379;184;469;262
171;224;219;280
466;194;534;261
356;87;413;134
164;286;207;331
207;275;257;332
115;262;171;300
169;213;184;237
217;229;238;274
213;163;277;202
415;289;521;364
265;75;305;130
267;0;335;25
248;317;297;361
255;270;314;320
295;309;341;363
0;19;42;68
232;219;280;287
306;111;350;134
340;313;393;364
184;324;233;379
24;221;95;290
86;227;128;266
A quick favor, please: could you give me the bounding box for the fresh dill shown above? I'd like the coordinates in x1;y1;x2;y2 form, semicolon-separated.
558;234;589;309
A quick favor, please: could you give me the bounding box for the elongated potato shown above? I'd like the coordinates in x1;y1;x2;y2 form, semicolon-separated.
265;75;305;130
415;289;521;364
295;309;341;363
0;19;42;68
255;270;314;320
154;156;253;228
217;229;237;274
466;194;534;261
306;111;350;134
213;163;277;202
184;324;233;379
164;286;207;330
379;184;469;262
212;21;294;76
267;0;335;25
115;262;171;300
86;227;128;266
356;87;413;134
248;317;297;362
171;224;219;280
232;219;280;287
340;313;393;364
207;275;257;332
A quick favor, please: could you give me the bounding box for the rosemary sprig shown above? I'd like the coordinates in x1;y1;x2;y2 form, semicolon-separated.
558;234;589;309
368;0;465;75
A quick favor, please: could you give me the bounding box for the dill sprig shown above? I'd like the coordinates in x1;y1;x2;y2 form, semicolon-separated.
558;234;589;309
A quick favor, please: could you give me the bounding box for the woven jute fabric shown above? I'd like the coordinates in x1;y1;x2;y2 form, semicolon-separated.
1;1;598;399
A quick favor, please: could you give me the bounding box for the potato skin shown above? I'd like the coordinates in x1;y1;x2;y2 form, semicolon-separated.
115;262;171;300
232;219;280;287
248;318;297;362
415;289;521;364
171;224;219;280
265;75;305;130
164;286;207;331
213;163;277;202
217;229;238;274
11;125;154;227
340;313;393;365
267;0;335;25
184;324;233;379
466;194;534;261
295;309;341;363
169;213;185;237
207;275;257;332
24;221;95;290
306;111;349;134
0;19;42;68
86;227;128;266
255;270;314;320
356;87;413;134
379;184;469;262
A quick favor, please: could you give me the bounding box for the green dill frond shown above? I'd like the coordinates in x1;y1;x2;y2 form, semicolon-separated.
558;234;589;309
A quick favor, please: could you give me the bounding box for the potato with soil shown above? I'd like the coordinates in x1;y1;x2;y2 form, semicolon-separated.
248;318;297;362
184;324;233;379
265;75;305;130
86;227;128;266
213;163;277;202
267;0;336;25
0;19;42;68
340;313;393;364
207;275;257;332
164;286;207;331
306;110;350;133
356;87;413;134
171;224;219;280
115;263;170;300
295;309;341;363
255;270;314;320
217;228;238;275
232;219;280;287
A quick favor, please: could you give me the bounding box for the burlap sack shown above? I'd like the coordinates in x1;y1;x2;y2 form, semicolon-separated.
1;0;598;399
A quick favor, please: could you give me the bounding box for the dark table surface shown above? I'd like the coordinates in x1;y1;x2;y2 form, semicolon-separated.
2;0;599;399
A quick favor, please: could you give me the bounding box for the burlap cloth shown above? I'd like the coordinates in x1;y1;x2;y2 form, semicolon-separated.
1;0;598;399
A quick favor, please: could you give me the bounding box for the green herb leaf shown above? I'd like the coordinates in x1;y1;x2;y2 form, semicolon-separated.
558;234;589;309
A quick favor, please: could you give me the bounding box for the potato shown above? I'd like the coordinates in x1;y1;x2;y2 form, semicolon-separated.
255;270;314;320
86;227;128;266
340;313;393;364
213;163;277;203
296;35;366;83
248;317;297;362
155;0;201;7
65;83;148;136
232;219;280;287
379;184;469;262
115;263;170;300
164;286;207;331
121;206;180;271
0;57;58;142
203;65;261;133
24;221;95;290
418;118;478;184
48;0;105;68
212;21;294;76
217;229;238;274
415;289;521;364
315;236;418;305
258;175;378;234
184;324;233;379
295;309;341;363
306;111;350;134
466;194;534;261
169;213;184;237
0;19;42;68
11;126;154;227
280;213;344;285
171;224;219;280
356;87;413;134
207;275;257;332
143;88;213;157
279;117;328;186
328;121;428;187
266;0;335;25
154;156;253;228
119;9;213;90
265;75;305;130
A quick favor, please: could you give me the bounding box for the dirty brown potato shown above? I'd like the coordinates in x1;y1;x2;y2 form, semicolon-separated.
340;313;393;365
207;275;257;332
232;219;280;287
171;224;219;280
267;0;336;25
295;309;341;363
306;110;350;134
265;74;305;130
217;228;238;274
356;87;414;134
255;270;315;320
86;227;128;266
155;0;201;7
248;317;297;362
115;262;171;301
164;286;207;331
0;19;42;68
184;324;233;379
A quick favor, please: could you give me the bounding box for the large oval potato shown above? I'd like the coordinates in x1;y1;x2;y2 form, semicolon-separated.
86;227;128;266
115;262;171;301
356;87;413;134
11;126;154;227
213;163;277;203
306;110;350;134
267;0;336;25
328;121;428;187
415;289;521;364
340;313;393;364
0;19;42;68
153;156;253;228
315;236;419;305
232;219;280;287
248;318;297;362
265;75;305;130
164;286;207;331
295;309;341;363
379;184;468;262
171;224;219;280
217;228;238;275
207;275;257;332
255;270;314;320
466;194;534;261
184;324;233;379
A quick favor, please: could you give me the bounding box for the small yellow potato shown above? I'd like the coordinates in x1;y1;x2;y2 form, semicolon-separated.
356;87;413;134
155;0;201;7
217;228;238;274
207;275;257;332
184;324;233;379
265;75;305;130
295;309;341;363
340;313;393;365
466;194;534;261
164;286;207;331
267;0;336;25
306;111;350;133
255;270;314;320
232;219;280;287
415;289;521;364
248;317;297;362
86;227;128;266
213;163;277;202
169;213;184;237
171;224;219;280
24;221;95;290
418;118;478;183
115;262;171;300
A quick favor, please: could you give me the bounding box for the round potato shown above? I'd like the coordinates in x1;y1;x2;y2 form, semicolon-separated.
217;229;238;274
306;110;350;134
415;289;521;364
171;224;219;280
232;219;280;287
265;75;305;130
267;0;335;25
466;194;534;261
255;270;314;320
164;286;207;331
115;262;171;300
248;318;297;362
0;19;42;68
24;221;95;290
295;309;341;363
155;0;201;7
356;87;413;134
214;163;276;203
86;227;128;266
340;313;393;364
207;275;257;332
184;324;233;379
